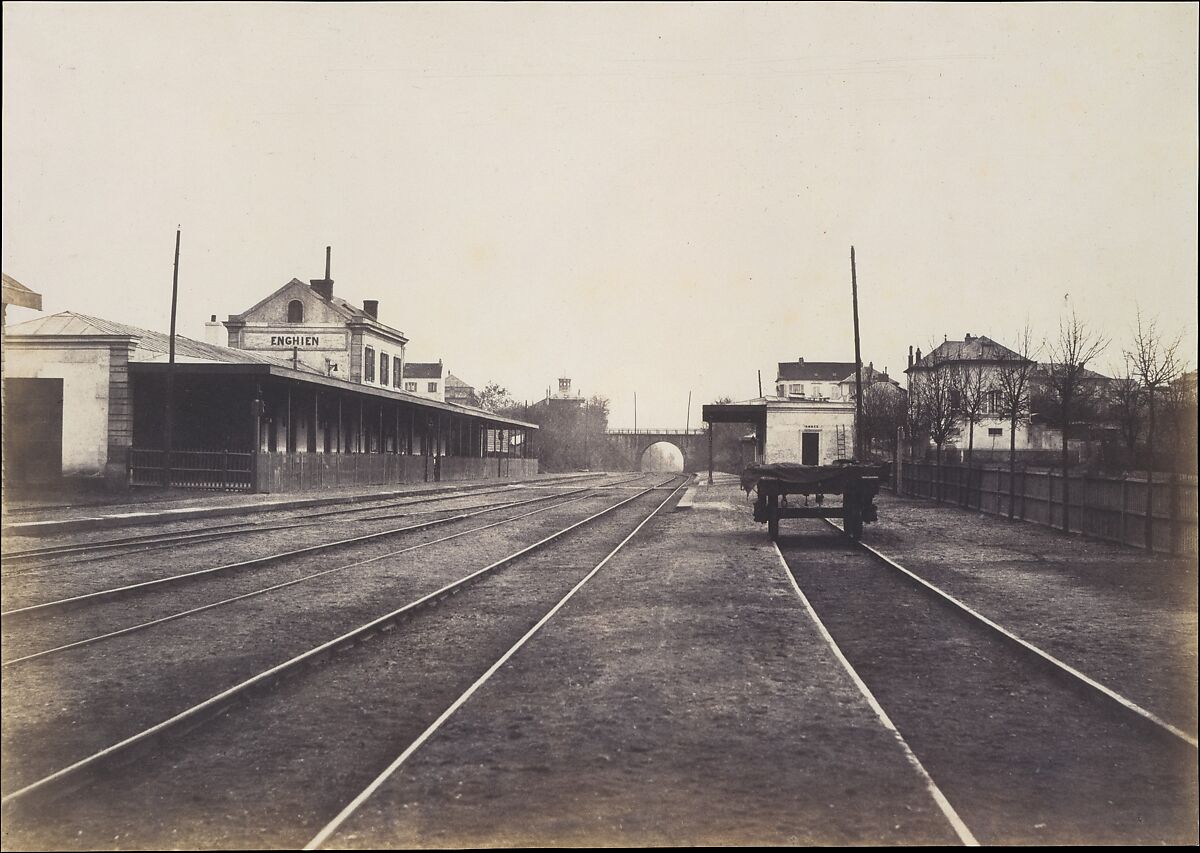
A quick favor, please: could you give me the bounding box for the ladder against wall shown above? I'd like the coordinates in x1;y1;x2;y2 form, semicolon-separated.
835;424;849;460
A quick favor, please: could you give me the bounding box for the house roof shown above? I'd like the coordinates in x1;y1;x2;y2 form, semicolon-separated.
909;335;1028;370
403;361;444;379
777;361;858;382
5;311;325;373
2;273;42;310
776;360;898;385
444;372;473;390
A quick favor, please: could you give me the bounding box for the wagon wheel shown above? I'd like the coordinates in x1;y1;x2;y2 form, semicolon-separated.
767;494;780;541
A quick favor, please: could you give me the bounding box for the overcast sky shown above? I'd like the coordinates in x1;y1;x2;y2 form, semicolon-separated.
4;2;1197;428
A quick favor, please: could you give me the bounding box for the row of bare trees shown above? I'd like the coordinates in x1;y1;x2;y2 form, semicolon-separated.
901;309;1192;534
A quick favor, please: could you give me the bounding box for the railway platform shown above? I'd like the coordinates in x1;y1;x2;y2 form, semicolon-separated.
1;472;603;539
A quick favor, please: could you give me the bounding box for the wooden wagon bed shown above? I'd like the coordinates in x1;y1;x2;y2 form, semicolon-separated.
741;461;888;540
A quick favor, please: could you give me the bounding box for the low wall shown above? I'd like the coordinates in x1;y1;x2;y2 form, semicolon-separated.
254;453;538;493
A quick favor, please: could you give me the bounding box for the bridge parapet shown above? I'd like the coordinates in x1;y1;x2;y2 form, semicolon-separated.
603;428;708;471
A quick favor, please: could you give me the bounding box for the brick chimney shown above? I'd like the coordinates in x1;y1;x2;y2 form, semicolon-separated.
907;345;913;370
310;245;334;300
363;300;379;320
204;314;221;346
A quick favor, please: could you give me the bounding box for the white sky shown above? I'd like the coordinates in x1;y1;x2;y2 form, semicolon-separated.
4;2;1197;428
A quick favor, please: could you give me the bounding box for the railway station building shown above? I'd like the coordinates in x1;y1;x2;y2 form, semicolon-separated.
3;259;537;493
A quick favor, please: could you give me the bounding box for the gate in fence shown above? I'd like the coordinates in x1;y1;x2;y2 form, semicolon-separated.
129;449;255;492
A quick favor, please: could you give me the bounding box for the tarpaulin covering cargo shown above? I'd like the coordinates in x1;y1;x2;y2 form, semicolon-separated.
740;462;889;495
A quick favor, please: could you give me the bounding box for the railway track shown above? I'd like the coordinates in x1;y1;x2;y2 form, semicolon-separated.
1;474;624;569
1;476;644;618
775;521;1197;845
0;475;689;848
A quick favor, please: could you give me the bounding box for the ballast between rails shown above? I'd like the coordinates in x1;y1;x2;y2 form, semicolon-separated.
2;474;640;566
820;518;1198;749
0;475;688;814
303;476;691;850
1;488;603;668
1;481;629;619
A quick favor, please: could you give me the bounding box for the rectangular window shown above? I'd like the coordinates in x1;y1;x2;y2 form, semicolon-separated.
364;346;375;382
790;383;804;396
379;352;389;386
428;382;438;393
393;356;402;388
988;427;1003;437
405;381;417;392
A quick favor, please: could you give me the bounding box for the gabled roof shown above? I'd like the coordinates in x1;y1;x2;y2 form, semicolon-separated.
444;372;473;390
403;361;444;379
5;311;325;373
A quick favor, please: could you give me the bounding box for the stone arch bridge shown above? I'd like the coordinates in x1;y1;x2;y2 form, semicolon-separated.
604;429;709;472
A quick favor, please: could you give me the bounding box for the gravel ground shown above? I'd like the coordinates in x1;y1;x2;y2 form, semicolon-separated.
860;492;1198;734
780;524;1197;844
1;479;667;799
321;482;960;848
1;479;688;850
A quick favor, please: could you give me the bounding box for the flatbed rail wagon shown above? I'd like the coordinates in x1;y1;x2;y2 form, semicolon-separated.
741;461;888;541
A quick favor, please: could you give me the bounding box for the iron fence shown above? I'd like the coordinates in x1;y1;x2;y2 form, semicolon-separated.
129;449;255;492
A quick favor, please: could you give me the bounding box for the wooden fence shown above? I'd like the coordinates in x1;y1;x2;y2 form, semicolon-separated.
897;460;1198;555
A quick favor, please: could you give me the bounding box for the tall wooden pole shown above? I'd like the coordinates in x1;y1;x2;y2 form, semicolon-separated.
634;392;638;434
757;370;763;398
164;228;181;486
851;245;864;461
685;390;691;433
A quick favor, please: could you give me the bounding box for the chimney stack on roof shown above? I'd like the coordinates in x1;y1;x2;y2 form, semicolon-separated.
908;345;913;371
204;314;222;346
310;245;334;300
965;332;974;341
363;299;379;320
915;347;922;364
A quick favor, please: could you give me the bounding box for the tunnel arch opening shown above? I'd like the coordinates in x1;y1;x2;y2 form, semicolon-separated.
640;441;684;473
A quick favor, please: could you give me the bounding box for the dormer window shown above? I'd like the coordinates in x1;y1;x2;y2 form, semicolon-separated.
287;300;304;323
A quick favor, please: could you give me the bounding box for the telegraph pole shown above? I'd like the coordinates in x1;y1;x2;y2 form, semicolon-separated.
164;227;181;486
851;245;864;461
685;390;691;433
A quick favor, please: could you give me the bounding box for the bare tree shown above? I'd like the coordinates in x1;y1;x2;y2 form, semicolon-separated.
953;362;988;507
909;348;960;502
1109;361;1144;455
1123;309;1183;547
861;381;906;462
1044;310;1108;532
993;324;1038;518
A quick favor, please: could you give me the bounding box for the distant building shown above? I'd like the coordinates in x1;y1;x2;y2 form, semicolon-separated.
402;361;445;402
774;358;900;400
444;372;476;407
532;375;585;410
906;332;1116;454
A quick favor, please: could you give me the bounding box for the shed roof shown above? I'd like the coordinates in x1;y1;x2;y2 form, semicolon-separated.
5;311;325;372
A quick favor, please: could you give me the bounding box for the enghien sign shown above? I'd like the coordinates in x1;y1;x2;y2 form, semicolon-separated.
270;335;321;347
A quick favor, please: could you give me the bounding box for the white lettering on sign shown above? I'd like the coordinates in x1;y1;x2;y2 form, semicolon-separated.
270;335;321;347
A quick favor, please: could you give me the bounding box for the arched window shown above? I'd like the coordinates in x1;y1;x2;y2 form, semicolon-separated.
287;300;304;323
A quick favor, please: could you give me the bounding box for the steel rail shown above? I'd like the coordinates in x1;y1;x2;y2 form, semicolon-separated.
2;475;636;565
1;489;600;668
821;518;1199;749
0;475;684;813
304;476;691;849
0;483;613;619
